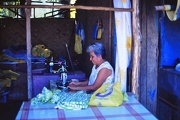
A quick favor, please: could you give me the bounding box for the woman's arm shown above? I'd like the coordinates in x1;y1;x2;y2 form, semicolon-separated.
68;68;112;91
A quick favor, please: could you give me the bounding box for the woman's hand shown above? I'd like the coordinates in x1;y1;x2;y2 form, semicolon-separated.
68;81;80;90
68;79;89;91
69;81;81;86
68;85;79;90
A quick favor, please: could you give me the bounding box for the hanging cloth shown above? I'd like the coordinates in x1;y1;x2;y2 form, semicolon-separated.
74;20;85;54
92;19;104;40
113;0;132;92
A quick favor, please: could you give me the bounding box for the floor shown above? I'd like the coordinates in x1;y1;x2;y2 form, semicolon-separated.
0;100;23;120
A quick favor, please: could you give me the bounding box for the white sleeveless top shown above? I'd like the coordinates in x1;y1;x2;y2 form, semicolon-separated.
88;61;115;90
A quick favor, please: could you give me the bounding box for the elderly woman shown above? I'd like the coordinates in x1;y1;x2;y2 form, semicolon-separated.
68;42;115;92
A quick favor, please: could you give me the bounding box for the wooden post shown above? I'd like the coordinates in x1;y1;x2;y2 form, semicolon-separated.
108;0;113;63
26;0;32;100
131;0;141;99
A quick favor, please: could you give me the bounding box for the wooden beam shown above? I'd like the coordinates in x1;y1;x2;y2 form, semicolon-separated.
0;5;133;12
155;5;165;11
131;0;141;99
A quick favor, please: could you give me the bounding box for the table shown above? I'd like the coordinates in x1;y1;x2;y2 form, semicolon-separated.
16;93;157;120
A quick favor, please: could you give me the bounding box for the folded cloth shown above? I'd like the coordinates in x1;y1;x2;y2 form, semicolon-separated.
32;44;51;58
0;79;11;88
0;52;25;63
2;70;20;80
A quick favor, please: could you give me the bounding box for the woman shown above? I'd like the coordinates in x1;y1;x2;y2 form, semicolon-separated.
68;42;115;92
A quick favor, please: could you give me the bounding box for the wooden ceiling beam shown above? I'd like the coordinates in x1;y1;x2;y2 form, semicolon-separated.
0;5;133;12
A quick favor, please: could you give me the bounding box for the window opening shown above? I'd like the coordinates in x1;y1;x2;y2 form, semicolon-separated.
0;0;77;18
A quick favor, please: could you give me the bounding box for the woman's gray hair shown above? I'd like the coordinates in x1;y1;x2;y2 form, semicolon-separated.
86;42;106;59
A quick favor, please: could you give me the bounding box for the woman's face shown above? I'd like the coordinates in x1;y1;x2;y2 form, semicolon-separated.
89;52;100;65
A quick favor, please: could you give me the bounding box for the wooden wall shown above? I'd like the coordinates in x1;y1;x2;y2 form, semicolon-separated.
139;0;159;115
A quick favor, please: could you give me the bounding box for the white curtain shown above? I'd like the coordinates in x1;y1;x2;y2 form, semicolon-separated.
113;0;132;92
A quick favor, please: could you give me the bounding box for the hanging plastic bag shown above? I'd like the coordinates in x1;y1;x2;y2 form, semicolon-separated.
92;19;104;40
88;82;123;107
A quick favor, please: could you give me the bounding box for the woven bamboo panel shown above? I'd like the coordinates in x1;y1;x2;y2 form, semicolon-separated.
0;18;75;60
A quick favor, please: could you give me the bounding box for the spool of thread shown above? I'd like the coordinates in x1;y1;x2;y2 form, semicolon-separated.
49;57;54;73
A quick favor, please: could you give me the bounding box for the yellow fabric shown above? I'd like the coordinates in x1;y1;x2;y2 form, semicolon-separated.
88;82;123;107
74;35;82;54
3;70;20;80
32;44;51;58
0;79;11;87
97;28;102;40
164;0;180;21
0;70;19;89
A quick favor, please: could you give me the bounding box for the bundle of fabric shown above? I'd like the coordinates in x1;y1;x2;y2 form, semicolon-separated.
0;70;20;93
31;87;91;110
32;44;52;58
0;52;25;63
